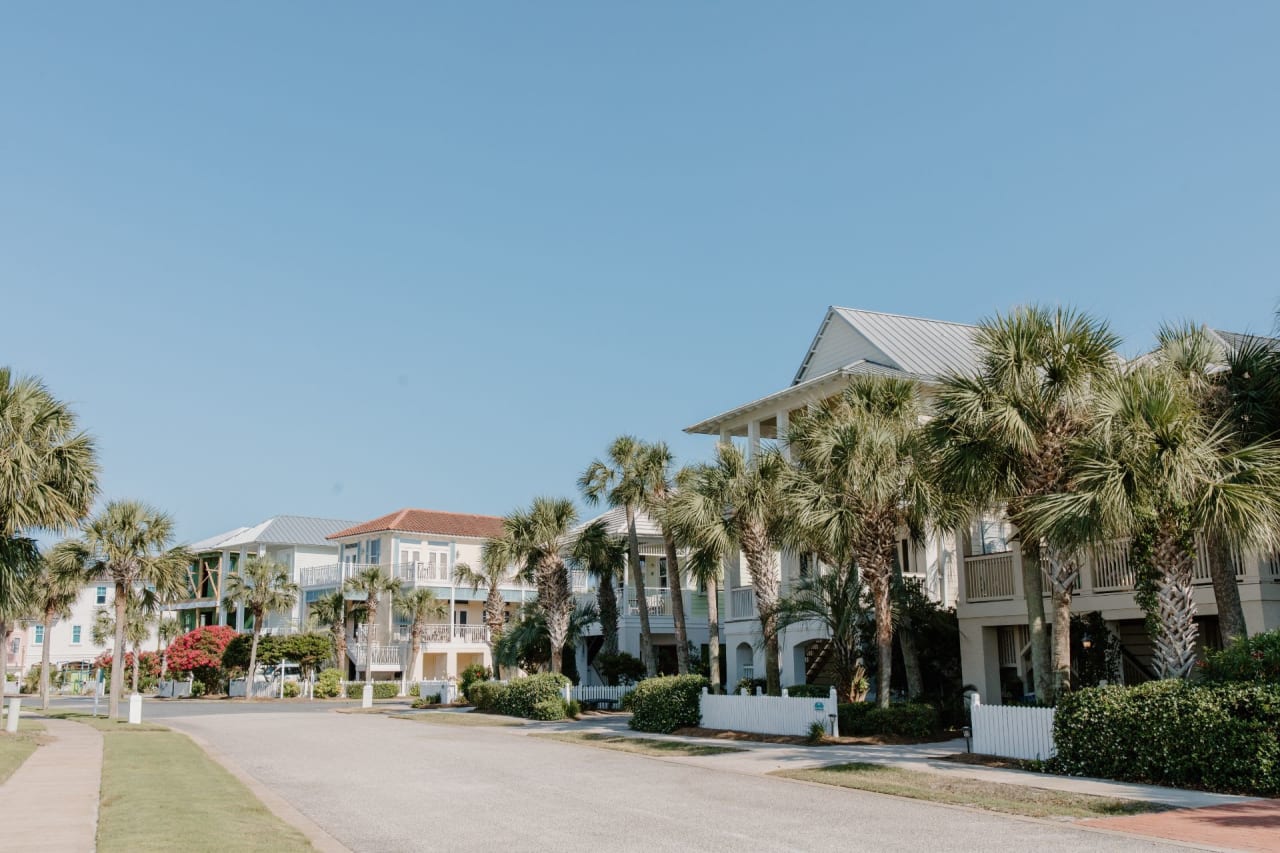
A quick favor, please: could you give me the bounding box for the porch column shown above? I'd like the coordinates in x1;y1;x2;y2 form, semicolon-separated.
718;426;730;447
776;409;790;460
747;419;761;459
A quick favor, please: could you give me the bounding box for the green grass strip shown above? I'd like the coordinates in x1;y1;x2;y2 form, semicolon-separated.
0;719;45;784
537;732;745;757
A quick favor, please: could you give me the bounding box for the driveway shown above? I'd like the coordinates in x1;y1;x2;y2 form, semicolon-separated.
145;704;1189;853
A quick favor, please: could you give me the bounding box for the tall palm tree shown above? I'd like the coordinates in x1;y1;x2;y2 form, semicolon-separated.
1023;366;1280;679
774;562;871;701
1154;323;1280;643
395;586;445;691
493;599;599;674
307;590;349;675
579;436;656;677
456;540;518;673
664;443;788;694
26;554;83;709
156;615;181;681
499;497;578;674
50;500;190;718
928;306;1120;703
637;441;691;674
0;367;98;676
344;566;400;686
223;557;299;699
682;545;725;691
783;375;942;707
569;520;626;655
90;588;158;694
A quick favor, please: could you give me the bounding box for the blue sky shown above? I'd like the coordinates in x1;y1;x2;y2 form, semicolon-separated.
3;3;1278;542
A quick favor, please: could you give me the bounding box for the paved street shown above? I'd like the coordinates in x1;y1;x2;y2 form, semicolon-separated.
120;702;1187;853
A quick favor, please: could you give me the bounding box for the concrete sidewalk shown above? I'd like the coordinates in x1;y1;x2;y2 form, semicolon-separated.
534;715;1252;809
0;715;102;851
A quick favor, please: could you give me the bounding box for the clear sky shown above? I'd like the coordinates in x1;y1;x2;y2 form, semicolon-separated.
4;3;1278;543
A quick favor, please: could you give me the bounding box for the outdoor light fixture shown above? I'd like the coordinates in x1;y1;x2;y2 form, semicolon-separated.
962;725;972;753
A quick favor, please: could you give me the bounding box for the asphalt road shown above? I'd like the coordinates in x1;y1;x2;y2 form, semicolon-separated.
119;701;1187;853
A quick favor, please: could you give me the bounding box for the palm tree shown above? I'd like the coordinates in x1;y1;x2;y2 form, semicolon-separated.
344;566;400;686
27;554;83;709
774;562;870;701
1023;366;1280;679
493;599;599;674
637;441;691;674
90;589;158;694
664;443;788;694
455;541;518;673
928;306;1120;703
499;497;578;674
682;545;725;691
1154;323;1280;643
579;436;656;677
0;368;98;677
223;557;299;699
307;591;349;675
395;587;445;691
156;615;181;681
50;500;190;718
569;520;626;655
783;375;942;707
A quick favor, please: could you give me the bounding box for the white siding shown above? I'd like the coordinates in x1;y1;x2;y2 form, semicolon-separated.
797;318;893;383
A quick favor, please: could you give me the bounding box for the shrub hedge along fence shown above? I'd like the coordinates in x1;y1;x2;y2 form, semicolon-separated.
1051;680;1280;796
629;675;708;733
837;702;940;738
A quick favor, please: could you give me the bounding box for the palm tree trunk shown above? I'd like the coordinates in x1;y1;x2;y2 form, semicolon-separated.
743;523;781;695
131;644;140;694
871;570;893;709
1051;587;1072;696
110;581;127;718
625;506;656;677
365;598;378;686
1019;544;1054;703
663;533;690;675
1206;532;1247;645
595;572;619;655
705;575;721;693
1152;535;1199;679
247;628;260;701
40;612;53;710
891;561;924;700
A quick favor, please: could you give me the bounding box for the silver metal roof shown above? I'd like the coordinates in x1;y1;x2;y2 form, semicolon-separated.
188;515;360;552
831;307;980;379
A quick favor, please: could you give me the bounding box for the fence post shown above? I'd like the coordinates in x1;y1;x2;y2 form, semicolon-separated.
829;687;839;737
781;689;788;698
755;687;762;696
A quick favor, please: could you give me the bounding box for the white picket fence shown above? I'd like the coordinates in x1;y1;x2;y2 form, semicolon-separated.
699;687;840;737
571;684;634;706
969;695;1056;761
418;680;458;703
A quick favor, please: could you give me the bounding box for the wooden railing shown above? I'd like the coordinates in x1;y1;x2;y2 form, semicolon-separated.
964;552;1016;602
1089;540;1135;591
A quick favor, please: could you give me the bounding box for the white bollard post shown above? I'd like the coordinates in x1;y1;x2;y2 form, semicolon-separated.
128;692;142;724
561;684;571;705
362;683;373;709
5;696;20;733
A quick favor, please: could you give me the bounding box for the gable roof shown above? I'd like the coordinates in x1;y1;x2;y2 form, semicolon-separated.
1210;328;1280;353
794;307;980;385
574;506;664;538
328;508;505;541
188;516;359;552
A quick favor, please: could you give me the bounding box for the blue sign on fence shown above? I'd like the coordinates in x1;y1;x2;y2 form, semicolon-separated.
814;701;824;711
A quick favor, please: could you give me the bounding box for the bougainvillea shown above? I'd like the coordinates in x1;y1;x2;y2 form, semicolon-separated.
92;650;162;681
165;625;239;692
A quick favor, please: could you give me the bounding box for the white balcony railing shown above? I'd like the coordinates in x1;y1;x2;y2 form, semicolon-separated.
349;643;404;666
625;588;672;617
454;625;489;643
964;552;1016;603
1090;540;1135;592
730;587;756;620
571;569;589;592
393;560;454;584
391;624;490;644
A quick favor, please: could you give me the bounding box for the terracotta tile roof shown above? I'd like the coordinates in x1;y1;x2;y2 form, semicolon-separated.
327;508;504;541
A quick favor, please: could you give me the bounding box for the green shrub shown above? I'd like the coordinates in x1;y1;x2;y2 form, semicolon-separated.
529;698;568;721
785;684;832;698
460;663;491;698
412;693;442;708
596;652;645;685
734;677;768;695
493;673;570;718
1202;629;1280;683
629;675;708;733
566;698;581;718
1052;680;1280;796
345;682;399;699
408;683;420;697
282;681;301;699
807;721;827;743
467;681;506;711
837;702;939;738
313;668;342;699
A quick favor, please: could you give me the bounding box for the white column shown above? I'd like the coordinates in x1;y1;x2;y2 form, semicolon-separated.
718;426;730;447
747;419;761;459
776;409;790;460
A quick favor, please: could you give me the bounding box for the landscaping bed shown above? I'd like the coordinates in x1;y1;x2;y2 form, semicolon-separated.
673;726;956;746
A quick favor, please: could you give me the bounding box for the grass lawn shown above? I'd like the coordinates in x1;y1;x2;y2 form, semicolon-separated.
537;732;745;757
392;711;525;727
56;714;314;853
774;763;1169;820
0;719;46;783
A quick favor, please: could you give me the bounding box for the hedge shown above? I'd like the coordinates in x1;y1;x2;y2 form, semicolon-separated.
785;684;832;698
837;702;939;738
1202;629;1280;684
529;698;569;721
492;673;570;719
467;681;506;712
629;675;708;733
1052;680;1280;796
346;682;400;700
314;669;342;699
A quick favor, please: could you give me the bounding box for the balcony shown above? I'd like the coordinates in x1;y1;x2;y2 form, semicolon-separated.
389;624;490;645
964;552;1016;603
729;587;756;621
625;588;672;617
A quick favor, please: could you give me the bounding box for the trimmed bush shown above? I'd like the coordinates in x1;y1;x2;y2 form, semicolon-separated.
529;698;568;721
409;683;420;697
282;681;301;699
837;702;939;738
493;673;570;718
785;684;832;698
1052;680;1280;796
734;677;768;695
467;681;506;712
1202;629;1280;684
629;675;708;733
566;698;581;718
346;682;399;699
313;668;342;699
460;663;491;698
412;694;442;708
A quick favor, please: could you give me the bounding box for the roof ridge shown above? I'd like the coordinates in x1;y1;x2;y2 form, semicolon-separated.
834;306;977;330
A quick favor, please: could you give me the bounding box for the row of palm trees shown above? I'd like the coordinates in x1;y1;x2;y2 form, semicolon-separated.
488;306;1280;708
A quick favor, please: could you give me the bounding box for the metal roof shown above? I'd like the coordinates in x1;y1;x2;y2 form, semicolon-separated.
1211;329;1280;353
830;307;981;379
188;516;359;552
575;506;665;539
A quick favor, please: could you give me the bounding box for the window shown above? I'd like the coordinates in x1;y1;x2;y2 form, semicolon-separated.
658;558;668;589
799;553;812;578
969;514;1013;556
454;610;467;625
96;586;107;605
367;539;381;565
72;625;82;645
33;625;43;645
8;638;16;656
893;540;911;575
